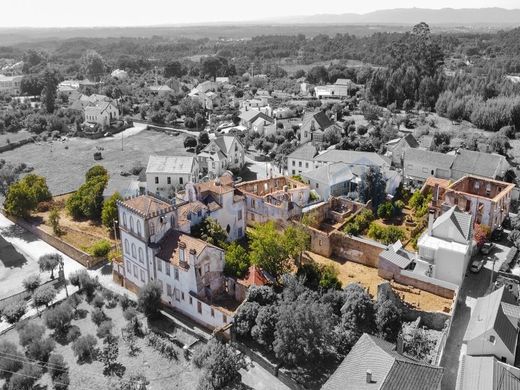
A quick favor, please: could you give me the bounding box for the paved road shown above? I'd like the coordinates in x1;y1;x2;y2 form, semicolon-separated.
440;241;510;389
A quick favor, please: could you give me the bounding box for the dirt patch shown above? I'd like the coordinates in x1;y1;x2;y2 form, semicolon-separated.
307;251;452;313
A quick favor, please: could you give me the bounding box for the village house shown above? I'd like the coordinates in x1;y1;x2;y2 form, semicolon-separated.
463;286;520;365
111;69;129;80
251;116;277;137
321;333;443;390
149;84;173;96
287;143;319;176
441;175;515;230
385;134;420;168
196;80;217;93
315;78;353;100
299;110;335;144
197;135;245;178
179;174;246;241
0;74;23;95
84;101;120;126
450;149;511;181
236;176;310;225
238;109;274;130
146;155;199;198
403;149;455;183
115;194;232;331
456;355;520;390
301;162;357;200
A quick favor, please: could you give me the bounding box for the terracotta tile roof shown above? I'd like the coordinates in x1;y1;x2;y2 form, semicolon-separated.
156;230;217;267
120;195;173;218
178;201;208;224
238;265;270;287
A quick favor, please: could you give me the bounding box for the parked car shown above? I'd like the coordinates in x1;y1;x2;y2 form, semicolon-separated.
481;242;495;255
470;258;486;273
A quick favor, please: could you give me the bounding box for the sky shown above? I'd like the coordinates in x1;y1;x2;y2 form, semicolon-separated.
0;0;519;27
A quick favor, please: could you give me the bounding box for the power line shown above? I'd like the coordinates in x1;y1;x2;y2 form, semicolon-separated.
0;366;69;387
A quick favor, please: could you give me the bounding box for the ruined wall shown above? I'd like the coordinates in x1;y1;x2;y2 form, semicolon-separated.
331;232;387;267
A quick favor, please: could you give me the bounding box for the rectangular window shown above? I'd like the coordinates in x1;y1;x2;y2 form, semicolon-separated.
167;177;171;185
204;263;210;274
189;296;193;305
316;183;319;188
305;162;309;168
238;227;243;237
158;280;163;293
181;292;185;301
299;161;302;167
292;170;295;175
223;314;227;323
179;177;183;185
166;264;170;276
174;268;179;280
167;284;172;297
197;301;202;314
157;260;162;272
238;210;242;221
140;269;145;282
133;265;138;278
127;260;131;272
292;161;295;166
175;288;180;301
155;176;159;184
251;199;256;209
210;308;215;317
179;249;185;263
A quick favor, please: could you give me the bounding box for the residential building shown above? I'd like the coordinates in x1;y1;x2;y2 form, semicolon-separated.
215;77;230;84
236;176;310;225
84;101;120;126
146;155;199;198
403;149;455;183
417;207;474;286
441;175;514;230
239;109;274;129
196;80;217;93
180;174;246;241
456;355;520;390
302;162;357;200
0;75;23;95
385;134;420;168
299;111;334;144
463;286;520;365
111;69;129;80
313;150;391;170
273;107;295;119
149;85;173;96
287;143;318;176
450;149;510;181
321;333;443;390
315;79;353;100
116;194;232;331
197;135;245;178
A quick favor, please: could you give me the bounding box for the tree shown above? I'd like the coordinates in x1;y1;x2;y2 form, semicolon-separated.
474;224;491;248
192;217;228;248
18;323;45;347
192;338;245;390
67;173;108;220
81;50;106;81
137;281;162;319
7;363;42;390
33;284;57;311
377;202;394;220
48;353;69;390
184;136;197;149
0;163;19;196
72;334;98;363
340;284;375;336
41;67;61;113
22;275;41;295
25;337;55;363
102;192;123;236
0;341;23;381
43;303;73;335
4;174;51;218
283;225;310;269
164;61;184;78
358;166;387;210
100;336;121;377
49;206;62;235
251;304;277;349
85;165;108;182
375;299;402;342
248;221;291;279
2;299;27;324
38;253;62;279
224;242;250;278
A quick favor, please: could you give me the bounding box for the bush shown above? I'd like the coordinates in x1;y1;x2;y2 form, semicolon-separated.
69;269;99;299
146;333;178;360
137;281;162;319
91;308;106;326
18;323;45;347
123;307;138;321
343;209;374;236
2;299;27;323
66;325;82;343
87;239;112;258
48;353;68;380
44;303;74;335
25;337;55;363
119;293;131;311
22;275;41;294
368;223;406;245
92;294;105;309
377;202;394;219
72;334;98;363
96;320;114;339
7;363;42;390
33;284;57;308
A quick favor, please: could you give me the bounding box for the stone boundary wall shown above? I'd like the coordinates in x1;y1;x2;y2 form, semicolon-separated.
0;137;35;153
331;232;387;268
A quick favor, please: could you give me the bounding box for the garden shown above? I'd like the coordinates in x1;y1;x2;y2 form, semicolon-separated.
0;271;247;390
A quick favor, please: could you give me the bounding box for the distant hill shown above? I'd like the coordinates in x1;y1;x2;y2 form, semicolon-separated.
274;8;520;26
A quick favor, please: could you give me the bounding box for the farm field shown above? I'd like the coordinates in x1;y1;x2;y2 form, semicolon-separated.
0;128;192;196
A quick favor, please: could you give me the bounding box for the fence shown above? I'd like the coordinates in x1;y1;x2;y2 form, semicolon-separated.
2;213;105;269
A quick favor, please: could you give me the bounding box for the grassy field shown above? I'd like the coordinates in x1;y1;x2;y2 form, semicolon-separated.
0;128;192;195
0;292;201;390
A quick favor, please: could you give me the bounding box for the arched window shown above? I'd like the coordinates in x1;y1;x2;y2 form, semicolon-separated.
137;220;142;237
149;222;155;235
138;247;144;263
130;216;134;233
124;239;129;254
123;212;127;228
131;243;136;258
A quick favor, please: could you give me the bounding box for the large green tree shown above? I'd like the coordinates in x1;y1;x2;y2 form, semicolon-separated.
4;174;51;218
102;192;123;236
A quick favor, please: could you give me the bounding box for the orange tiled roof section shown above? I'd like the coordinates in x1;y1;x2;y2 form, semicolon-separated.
156;230;216;267
239;265;269;287
121;195;173;218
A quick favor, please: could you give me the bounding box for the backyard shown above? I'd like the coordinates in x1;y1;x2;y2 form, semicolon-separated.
0;127;192;196
306;252;453;313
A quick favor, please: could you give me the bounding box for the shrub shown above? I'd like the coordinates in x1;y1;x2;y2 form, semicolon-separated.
124;316;144;338
91;308;106;326
69;269;99;299
96;320;114;339
33;284;57;309
92;294;105;309
146;333;178;361
48;353;68;380
394;200;405;210
66;325;82;343
7;363;42;390
119;293;131;311
22;274;41;295
137;281;162;319
72;334;98;363
123;307;138;321
368;223;406;245
377;202;394;219
2;299;27;323
87;239;112;258
25;337;56;363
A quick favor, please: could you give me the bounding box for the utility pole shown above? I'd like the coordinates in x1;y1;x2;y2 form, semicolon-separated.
488;255;497;293
121;130;124;151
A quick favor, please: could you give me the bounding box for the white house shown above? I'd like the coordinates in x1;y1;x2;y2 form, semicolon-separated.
315;79;352;99
301;162;357;200
463;286;520;365
146;155;199;198
287;143;319;176
0;75;23;95
417;207;474;286
84;101;120;126
111;69;129;80
457;355;520;390
197;135;245;178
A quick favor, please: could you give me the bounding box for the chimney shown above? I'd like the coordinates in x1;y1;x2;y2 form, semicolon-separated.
396;333;404;355
366;370;372;384
428;208;435;236
189;248;197;266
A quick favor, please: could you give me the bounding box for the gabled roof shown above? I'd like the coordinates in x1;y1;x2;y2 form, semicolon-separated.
301;111;334;131
322;333;443;390
314;150;389;167
119;195;173;218
287;143;318;160
457;355;520;390
380;245;414;269
302;162;355;185
239;110;273;123
404;149;456;170
464;286;519;355
156;230;221;267
387;134;420;149
146;155;196;175
452;149;509;179
432;206;472;243
238;265;271;287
